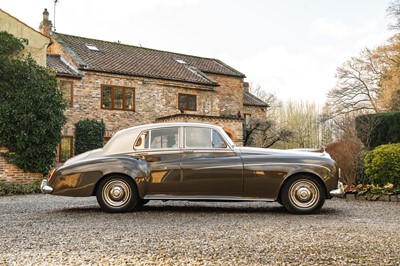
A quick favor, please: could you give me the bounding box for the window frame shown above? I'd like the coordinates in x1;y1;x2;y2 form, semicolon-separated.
101;85;135;111
184;127;228;149
59;80;74;108
59;136;73;163
244;113;251;126
134;127;180;150
178;93;197;111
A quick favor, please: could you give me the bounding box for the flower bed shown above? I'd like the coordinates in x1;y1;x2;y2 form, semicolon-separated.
344;183;400;201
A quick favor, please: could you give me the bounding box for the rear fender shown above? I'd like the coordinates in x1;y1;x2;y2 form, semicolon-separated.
49;155;150;197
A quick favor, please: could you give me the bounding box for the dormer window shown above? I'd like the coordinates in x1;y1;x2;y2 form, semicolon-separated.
85;44;99;51
175;59;187;64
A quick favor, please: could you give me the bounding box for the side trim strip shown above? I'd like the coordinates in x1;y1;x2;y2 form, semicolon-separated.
144;195;275;202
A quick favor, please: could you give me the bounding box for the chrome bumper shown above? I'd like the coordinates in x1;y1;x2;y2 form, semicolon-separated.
330;181;345;198
40;179;53;194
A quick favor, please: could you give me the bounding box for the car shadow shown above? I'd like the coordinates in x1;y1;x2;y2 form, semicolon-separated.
135;203;287;214
55;201;343;216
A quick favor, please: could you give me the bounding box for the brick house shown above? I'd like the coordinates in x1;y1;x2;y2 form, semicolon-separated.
40;10;268;163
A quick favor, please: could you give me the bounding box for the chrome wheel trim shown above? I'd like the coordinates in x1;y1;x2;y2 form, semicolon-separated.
288;179;320;209
102;179;132;208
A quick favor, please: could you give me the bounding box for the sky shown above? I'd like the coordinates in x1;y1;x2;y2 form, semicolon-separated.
1;0;394;104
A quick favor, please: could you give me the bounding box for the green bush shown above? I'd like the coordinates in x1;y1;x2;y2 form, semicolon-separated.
74;119;105;155
355;112;400;149
0;181;41;196
0;31;66;174
364;143;400;188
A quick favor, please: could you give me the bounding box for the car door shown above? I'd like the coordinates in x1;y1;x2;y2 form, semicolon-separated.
180;126;243;196
133;127;181;195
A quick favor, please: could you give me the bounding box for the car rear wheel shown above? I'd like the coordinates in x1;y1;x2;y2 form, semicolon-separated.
96;175;138;213
280;175;326;214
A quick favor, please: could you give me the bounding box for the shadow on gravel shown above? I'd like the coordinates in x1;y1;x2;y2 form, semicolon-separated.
136;204;288;214
136;205;343;216
54;202;343;216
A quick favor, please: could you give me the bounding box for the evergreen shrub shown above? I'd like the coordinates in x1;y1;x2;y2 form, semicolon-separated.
364;143;400;188
74;119;105;155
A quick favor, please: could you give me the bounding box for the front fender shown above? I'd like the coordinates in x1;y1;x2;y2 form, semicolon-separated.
48;155;150;197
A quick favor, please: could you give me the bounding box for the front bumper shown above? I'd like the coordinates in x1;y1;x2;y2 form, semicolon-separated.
330;181;345;198
40;179;53;194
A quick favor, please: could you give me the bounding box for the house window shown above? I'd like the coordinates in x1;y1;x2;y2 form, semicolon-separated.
59;136;73;162
59;80;73;107
101;85;135;111
244;113;251;126
178;93;196;111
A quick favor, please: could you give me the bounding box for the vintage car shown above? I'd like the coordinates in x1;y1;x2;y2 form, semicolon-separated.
41;123;344;214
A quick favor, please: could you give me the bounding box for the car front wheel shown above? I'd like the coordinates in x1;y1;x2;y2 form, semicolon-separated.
280;175;326;214
96;175;138;213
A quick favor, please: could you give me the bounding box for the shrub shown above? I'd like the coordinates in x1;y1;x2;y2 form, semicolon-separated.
364;143;400;188
74;119;105;155
0;31;66;174
355;112;400;149
0;181;41;196
326;140;364;185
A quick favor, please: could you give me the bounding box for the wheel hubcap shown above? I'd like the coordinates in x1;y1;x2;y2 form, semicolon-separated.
103;179;131;208
110;186;124;200
289;179;319;209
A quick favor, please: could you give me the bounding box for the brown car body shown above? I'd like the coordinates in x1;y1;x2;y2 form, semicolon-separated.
41;123;344;214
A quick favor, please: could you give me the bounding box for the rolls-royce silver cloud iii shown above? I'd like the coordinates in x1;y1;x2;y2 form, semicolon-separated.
41;123;344;214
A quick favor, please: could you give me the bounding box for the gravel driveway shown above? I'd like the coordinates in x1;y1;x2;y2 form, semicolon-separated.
0;195;399;265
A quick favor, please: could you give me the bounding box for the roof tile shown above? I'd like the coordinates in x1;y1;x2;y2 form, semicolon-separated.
46;54;81;78
52;33;245;86
243;91;269;107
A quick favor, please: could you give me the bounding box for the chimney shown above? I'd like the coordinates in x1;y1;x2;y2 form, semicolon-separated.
243;82;250;92
39;8;53;37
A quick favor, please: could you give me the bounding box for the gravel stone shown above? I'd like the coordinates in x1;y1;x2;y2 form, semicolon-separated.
0;195;399;265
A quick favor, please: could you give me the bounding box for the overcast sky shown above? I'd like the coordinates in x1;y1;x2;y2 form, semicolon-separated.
1;0;394;103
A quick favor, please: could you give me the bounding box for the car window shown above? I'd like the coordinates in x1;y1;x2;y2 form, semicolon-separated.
134;128;178;150
185;127;227;148
212;130;227;148
150;127;179;149
134;131;149;150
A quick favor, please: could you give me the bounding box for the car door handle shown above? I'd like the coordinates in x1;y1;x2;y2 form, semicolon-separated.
184;150;195;153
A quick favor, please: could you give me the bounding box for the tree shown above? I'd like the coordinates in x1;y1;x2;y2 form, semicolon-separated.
74;119;106;155
326;48;383;118
243;117;293;148
327;34;400;118
323;111;366;185
0;31;66;174
387;0;400;31
243;84;294;148
375;34;400;111
274;100;324;149
355;112;400;149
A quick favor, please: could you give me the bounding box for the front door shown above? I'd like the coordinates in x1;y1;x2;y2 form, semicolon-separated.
180;127;243;196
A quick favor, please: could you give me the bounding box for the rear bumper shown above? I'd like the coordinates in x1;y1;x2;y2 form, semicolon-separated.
330;181;345;198
40;179;53;194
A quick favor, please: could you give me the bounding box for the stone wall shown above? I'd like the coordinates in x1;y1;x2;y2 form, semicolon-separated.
207;74;244;116
0;148;43;184
60;71;244;139
243;105;267;120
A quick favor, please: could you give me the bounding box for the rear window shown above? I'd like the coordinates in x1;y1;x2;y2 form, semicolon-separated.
134;127;179;150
